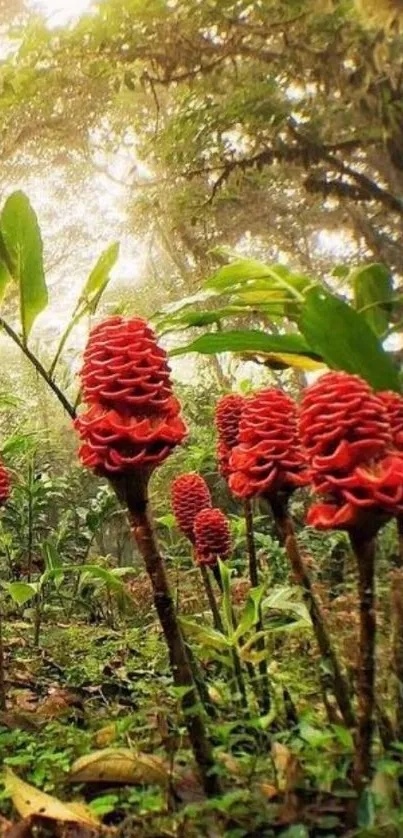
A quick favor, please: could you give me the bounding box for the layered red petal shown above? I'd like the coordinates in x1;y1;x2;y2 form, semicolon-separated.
228;388;308;499
75;317;187;476
171;473;212;541
0;461;10;507
300;371;403;530
80;316;174;413
215;393;244;480
379;390;403;451
194;507;231;567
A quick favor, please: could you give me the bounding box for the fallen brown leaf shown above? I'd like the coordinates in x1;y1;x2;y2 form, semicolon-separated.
69;748;169;786
4;769;100;829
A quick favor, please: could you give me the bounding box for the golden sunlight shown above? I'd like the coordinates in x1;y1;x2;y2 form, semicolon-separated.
30;0;94;27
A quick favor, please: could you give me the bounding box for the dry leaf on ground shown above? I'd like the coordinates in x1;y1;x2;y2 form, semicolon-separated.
4;768;100;828
69;749;169;786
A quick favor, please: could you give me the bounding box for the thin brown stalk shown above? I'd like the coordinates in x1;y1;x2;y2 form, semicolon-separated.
350;533;376;789
390;568;403;741
112;473;221;797
199;561;249;712
269;495;355;730
244;498;271;713
397;517;403;568
0;605;6;711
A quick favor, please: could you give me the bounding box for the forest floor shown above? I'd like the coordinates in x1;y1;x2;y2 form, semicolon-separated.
0;576;402;837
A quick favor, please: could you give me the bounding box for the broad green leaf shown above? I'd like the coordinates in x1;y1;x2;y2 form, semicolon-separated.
156;306;251;335
0;192;48;342
3;581;37;605
233;587;264;642
42;540;62;571
205;260;310;301
170;330;316;358
263;587;311;624
179;617;230;651
77;565;127;590
300;287;400;392
352;263;393;336
79;242;119;309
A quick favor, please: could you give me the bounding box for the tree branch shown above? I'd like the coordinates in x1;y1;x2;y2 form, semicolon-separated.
0;318;76;420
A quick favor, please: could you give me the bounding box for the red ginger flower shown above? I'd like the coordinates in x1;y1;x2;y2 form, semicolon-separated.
80;316;173;412
171;473;212;542
0;461;10;506
215;393;244;479
75;317;187;476
228;388;308;499
379;390;403;451
300;371;403;530
194;507;231;567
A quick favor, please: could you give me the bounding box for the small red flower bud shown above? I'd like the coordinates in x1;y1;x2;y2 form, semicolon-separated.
228;388;308;499
379;390;403;451
300;372;403;530
215;393;244;480
0;461;10;506
171;473;212;542
194;507;232;567
75;317;187;476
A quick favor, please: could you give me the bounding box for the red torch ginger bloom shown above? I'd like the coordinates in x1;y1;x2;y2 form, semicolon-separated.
75;316;187;477
300;371;403;530
171;473;212;542
194;507;231;567
379;390;403;451
80;316;174;412
228;388;308;499
0;461;10;506
215;393;244;479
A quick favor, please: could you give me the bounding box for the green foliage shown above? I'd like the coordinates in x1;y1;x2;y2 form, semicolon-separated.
0;192;47;342
300;286;400;391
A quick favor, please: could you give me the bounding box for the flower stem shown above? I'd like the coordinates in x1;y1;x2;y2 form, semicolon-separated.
397;516;403;567
391;568;403;740
113;473;221;797
350;533;376;789
269;495;355;730
199;562;248;712
244;499;271;714
0;602;6;711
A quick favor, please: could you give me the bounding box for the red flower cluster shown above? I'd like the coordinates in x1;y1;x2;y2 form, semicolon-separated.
0;461;10;506
171;473;212;542
228;388;308;499
75;317;187;475
215;394;244;479
300;372;403;530
194;507;231;567
379;390;403;452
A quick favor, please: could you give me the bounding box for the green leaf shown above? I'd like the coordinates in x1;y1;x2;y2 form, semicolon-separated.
79;242;119;310
357;788;376;828
77;565;127;591
300;287;400;392
0;192;48;342
4;581;37;605
352;263;393;336
233;587;264;642
205;260;310;301
170;330;316;358
332;725;354;749
179;617;230;651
